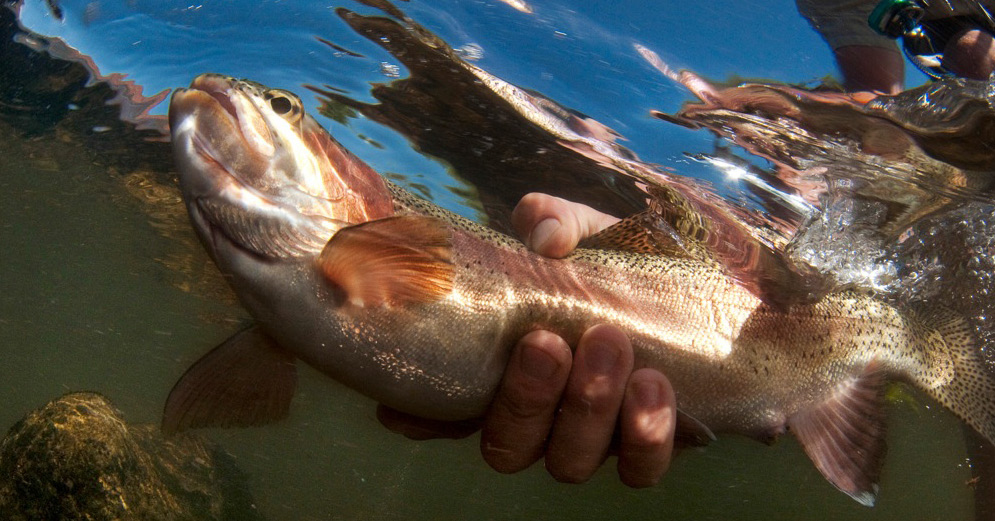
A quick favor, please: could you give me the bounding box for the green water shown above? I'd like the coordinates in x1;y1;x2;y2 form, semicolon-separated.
0;118;978;521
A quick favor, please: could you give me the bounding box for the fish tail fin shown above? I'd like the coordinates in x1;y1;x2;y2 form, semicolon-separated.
903;304;995;446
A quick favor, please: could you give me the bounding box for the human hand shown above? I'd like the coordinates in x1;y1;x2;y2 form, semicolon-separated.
378;193;677;488
482;323;676;487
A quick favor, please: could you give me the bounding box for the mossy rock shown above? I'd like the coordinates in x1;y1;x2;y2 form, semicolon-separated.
0;392;264;521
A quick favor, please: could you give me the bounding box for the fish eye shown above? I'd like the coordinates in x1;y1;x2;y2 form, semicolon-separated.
266;90;302;121
270;96;293;115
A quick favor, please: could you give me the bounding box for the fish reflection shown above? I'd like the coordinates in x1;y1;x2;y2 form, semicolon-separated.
866;77;995;171
650;70;995;290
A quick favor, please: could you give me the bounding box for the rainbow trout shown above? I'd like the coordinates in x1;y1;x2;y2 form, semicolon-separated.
165;74;995;506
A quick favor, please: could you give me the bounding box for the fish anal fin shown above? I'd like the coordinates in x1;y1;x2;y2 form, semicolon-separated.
788;362;888;507
162;326;298;435
318;215;454;309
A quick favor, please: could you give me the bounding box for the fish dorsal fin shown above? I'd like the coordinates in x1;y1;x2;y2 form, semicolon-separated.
318;215;454;309
787;362;888;507
162;326;298;435
578;210;703;260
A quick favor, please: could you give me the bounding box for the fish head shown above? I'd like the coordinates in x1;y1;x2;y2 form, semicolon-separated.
168;73;393;261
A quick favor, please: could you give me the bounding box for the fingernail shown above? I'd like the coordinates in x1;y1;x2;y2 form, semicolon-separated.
634;379;661;408
529;218;560;252
584;342;620;374
520;343;560;380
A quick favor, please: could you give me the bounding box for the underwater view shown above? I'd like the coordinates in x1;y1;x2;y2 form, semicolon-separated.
2;0;995;519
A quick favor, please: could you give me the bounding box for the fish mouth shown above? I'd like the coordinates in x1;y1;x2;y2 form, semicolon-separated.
168;74;240;144
169;74;271;170
169;75;273;258
169;75;243;189
188;74;242;121
170;73;281;171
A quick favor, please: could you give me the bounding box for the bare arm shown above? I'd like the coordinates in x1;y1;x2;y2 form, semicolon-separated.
834;45;904;95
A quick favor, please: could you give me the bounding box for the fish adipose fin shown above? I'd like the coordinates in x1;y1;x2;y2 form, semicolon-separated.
162;326;298;435
318;215;454;308
788;362;887;507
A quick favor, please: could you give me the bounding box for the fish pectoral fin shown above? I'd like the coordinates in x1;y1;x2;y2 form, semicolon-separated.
317;215;454;309
787;361;888;507
674;409;717;447
162;325;298;435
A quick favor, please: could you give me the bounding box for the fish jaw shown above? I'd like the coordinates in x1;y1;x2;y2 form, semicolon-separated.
167;73;394;261
168;75;274;210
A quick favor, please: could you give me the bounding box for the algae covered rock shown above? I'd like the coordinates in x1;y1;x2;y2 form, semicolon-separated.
0;392;264;521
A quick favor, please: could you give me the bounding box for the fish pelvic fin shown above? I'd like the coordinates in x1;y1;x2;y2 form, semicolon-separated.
903;304;995;447
162;326;298;435
318;215;455;309
788;361;888;507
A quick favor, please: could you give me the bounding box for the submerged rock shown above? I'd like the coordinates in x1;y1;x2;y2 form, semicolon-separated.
0;392;264;521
